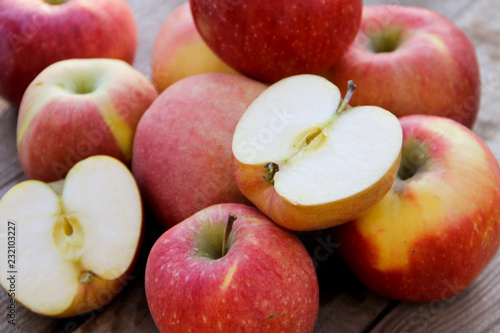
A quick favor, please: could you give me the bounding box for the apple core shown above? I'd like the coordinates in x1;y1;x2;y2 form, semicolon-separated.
53;215;85;262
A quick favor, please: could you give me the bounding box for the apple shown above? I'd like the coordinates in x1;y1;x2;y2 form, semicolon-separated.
151;2;238;93
232;75;403;231
0;0;138;108
132;73;267;230
333;115;500;302
145;203;319;333
17;58;158;182
0;155;143;317
322;5;481;128
189;0;362;83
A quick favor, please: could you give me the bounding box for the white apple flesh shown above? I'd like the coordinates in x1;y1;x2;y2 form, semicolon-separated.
0;155;143;317
232;75;403;231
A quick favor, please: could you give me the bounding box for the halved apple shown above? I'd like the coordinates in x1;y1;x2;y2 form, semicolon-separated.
232;75;403;231
0;155;143;317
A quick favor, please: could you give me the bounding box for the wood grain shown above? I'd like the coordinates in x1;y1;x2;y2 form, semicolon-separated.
1;0;499;332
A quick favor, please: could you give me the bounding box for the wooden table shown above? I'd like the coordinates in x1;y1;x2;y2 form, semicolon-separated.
1;0;499;332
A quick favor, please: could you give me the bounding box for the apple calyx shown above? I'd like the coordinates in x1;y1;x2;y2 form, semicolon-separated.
222;213;237;257
264;162;279;185
79;271;95;284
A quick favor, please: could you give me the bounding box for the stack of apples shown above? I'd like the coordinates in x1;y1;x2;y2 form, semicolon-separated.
0;0;499;332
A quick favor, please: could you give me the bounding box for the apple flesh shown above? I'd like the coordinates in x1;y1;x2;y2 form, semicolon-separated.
0;0;138;108
151;3;238;93
145;203;319;333
232;75;403;231
0;155;143;317
189;0;362;83
333;115;500;302
132;73;267;230
17;58;158;182
322;5;481;128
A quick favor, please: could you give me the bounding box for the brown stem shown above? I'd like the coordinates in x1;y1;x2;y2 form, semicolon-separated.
222;213;237;257
337;80;356;113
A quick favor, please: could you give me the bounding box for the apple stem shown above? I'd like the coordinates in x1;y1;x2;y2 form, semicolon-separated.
337;80;356;113
222;213;237;257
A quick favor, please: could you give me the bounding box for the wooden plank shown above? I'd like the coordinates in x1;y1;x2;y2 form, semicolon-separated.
0;105;24;193
371;252;500;332
129;0;186;76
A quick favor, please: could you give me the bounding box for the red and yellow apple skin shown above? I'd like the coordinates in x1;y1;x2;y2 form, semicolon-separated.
132;73;267;230
151;3;238;93
17;58;158;182
145;203;319;333
189;0;362;83
0;0;138;108
333;115;500;302
232;158;401;231
322;5;481;128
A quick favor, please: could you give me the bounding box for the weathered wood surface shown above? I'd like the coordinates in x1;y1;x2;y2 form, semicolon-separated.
0;0;499;332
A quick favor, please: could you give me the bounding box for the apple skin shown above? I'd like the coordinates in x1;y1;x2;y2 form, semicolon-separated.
333;115;500;302
189;0;362;83
322;5;481;128
132;73;267;230
0;0;137;108
145;203;319;333
17;58;158;182
233;157;401;231
151;3;238;93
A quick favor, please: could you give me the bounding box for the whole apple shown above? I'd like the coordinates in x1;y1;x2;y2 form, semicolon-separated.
0;0;137;108
322;5;481;128
333;115;500;302
189;0;362;83
145;203;319;333
17;58;158;182
151;3;238;93
132;73;266;229
0;155;143;317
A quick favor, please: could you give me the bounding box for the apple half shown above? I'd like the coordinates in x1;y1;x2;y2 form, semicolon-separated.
0;155;143;317
232;75;403;231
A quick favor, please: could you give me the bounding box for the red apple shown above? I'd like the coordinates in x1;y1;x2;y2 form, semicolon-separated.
151;2;238;93
333;115;500;302
132;73;267;230
17;58;158;182
322;5;481;128
145;203;319;333
0;0;137;108
189;0;362;83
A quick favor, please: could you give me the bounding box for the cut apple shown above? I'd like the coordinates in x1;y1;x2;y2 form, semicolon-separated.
0;155;143;317
232;75;403;231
